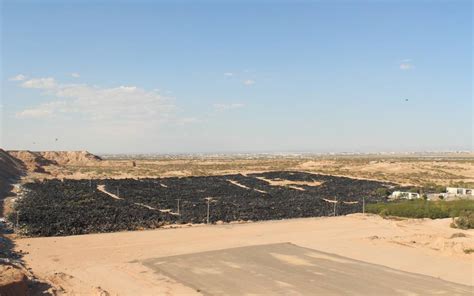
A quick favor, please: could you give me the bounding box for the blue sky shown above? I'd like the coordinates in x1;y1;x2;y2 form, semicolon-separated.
1;0;472;154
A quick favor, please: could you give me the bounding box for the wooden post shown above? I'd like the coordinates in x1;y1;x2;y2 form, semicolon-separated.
362;196;365;214
204;197;212;224
207;199;210;224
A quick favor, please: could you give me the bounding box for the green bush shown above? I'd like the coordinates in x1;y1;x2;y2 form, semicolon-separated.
366;199;474;220
379;208;389;218
374;187;390;197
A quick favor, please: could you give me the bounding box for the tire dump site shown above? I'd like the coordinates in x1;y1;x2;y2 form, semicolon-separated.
10;171;395;237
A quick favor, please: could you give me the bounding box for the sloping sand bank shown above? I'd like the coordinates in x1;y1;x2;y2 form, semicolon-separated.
14;214;473;295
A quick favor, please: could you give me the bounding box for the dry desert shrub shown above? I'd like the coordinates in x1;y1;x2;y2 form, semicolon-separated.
451;211;474;230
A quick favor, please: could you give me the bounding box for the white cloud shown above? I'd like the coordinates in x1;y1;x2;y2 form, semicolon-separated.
71;73;80;78
16;109;52;119
213;103;245;112
14;77;175;123
400;63;414;70
176;117;201;125
16;101;67;119
224;72;233;77
399;59;414;70
243;79;255;86
9;74;27;81
21;77;57;89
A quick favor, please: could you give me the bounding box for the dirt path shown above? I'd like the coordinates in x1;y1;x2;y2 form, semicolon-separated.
97;184;122;200
227;179;267;194
97;184;178;215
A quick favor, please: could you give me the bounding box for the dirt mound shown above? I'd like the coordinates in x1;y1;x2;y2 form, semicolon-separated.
7;150;55;173
7;150;102;170
0;149;25;198
0;264;28;296
39;151;102;165
0;149;24;180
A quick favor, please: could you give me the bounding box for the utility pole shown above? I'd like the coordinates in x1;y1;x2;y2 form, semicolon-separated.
116;186;120;198
333;196;337;217
176;198;181;215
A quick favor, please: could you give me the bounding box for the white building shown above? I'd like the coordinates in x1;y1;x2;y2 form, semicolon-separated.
389;191;420;200
446;187;473;196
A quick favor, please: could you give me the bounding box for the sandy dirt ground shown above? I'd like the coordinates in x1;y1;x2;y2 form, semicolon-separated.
27;153;473;189
14;214;474;295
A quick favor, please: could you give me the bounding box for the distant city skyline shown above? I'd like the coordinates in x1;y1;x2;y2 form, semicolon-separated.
1;1;472;154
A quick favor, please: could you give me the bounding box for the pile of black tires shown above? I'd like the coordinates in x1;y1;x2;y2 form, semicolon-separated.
12;171;394;237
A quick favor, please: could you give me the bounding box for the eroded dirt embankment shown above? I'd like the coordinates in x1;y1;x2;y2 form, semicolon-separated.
7;150;102;170
0;148;29;295
0;149;24;200
0;148;89;296
0;264;28;296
